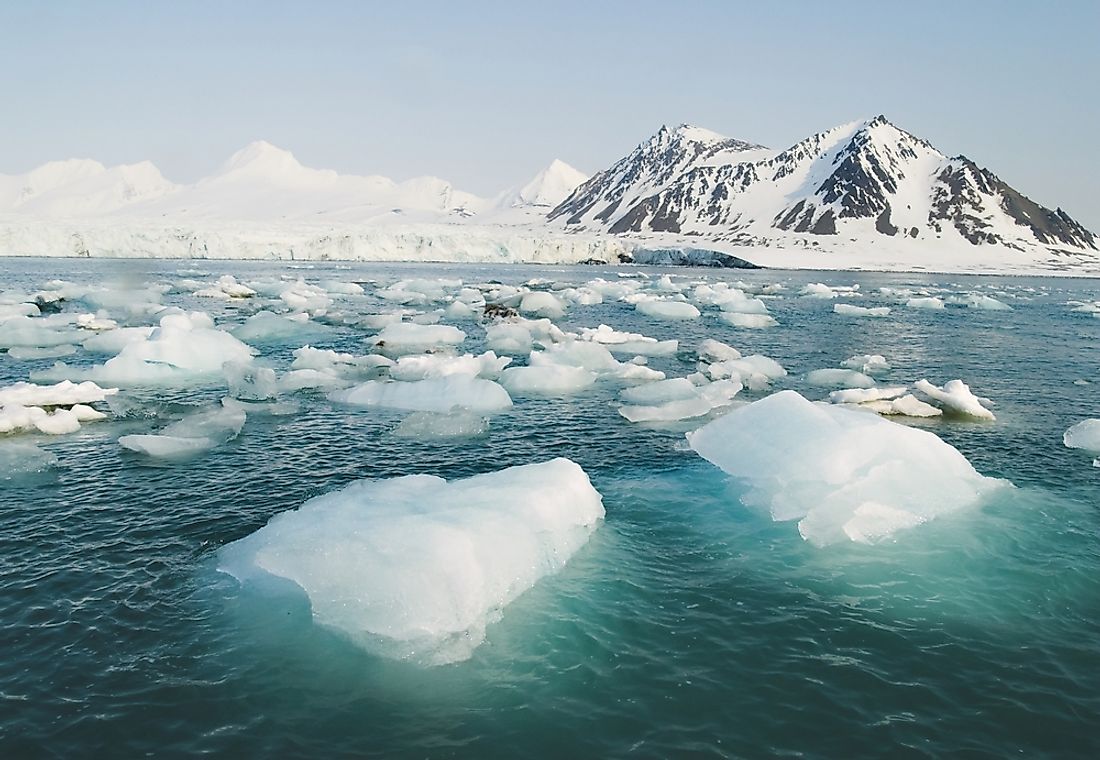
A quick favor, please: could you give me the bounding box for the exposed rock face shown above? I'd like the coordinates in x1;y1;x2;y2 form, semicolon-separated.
550;116;1097;253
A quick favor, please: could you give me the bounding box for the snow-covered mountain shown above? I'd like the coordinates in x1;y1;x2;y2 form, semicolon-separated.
123;141;489;222
495;159;588;209
0;118;1096;273
551;116;1097;253
0;159;178;216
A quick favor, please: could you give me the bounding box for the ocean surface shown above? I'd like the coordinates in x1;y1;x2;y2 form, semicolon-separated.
1;257;1098;757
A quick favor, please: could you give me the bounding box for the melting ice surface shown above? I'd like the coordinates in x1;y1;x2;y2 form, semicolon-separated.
217;458;604;665
687;391;1006;545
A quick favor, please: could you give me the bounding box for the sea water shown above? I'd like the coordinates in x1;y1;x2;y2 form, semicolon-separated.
1;258;1098;756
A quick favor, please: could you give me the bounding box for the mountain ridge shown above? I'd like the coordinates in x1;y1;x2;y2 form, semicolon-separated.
0;117;1094;262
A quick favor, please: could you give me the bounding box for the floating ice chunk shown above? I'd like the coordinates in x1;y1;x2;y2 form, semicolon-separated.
81;326;155;354
698;339;741;363
529;341;621;374
841;354;891;374
805;369;875;389
319;280;365;296
330;377;512;413
584;278;639;301
829;387;908;405
714;289;770;315
686;391;1004;545
615;362;665;382
618;379;742;423
705;354;786;389
834;304;890;317
800;283;856;299
232;311;329;344
0;316;80;349
75;313;118;331
620;378;698;405
7;344;77;360
118;434;218;458
390;351;510;381
194;275;256;299
578;325;678;357
0;380;118;407
279;280;332;312
1063;419;1100;453
44;312;256;386
861;395;943;418
828;387;942;417
485;323;533;354
217;458;604;664
968;294;1011;311
906;297;945;310
393;411;488;439
559;287;603;306
291;345;392;373
444;301;476;320
719;312;778;329
70;403;107;421
635;299;700;320
0;442;58;477
499;365;596;396
372;322;466;354
519;291;566;319
0;302;40;321
224;361;279;401
32;408;82;435
118;402;246;458
913;379;995;420
949;293;1012;311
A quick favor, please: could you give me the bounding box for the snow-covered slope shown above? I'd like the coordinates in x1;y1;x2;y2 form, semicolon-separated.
0;159;177;215
496;159;588;209
0;118;1096;274
549;124;770;229
129;141;485;222
552;116;1097;255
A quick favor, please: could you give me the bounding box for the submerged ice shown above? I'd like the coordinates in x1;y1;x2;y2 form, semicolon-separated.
217;458;604;665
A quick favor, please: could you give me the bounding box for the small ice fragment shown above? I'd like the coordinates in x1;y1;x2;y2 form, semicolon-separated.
913;379;995;420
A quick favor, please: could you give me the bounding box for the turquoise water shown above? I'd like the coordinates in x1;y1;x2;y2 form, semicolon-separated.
1;258;1099;757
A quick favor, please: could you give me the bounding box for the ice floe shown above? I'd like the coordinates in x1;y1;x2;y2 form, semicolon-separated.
217;458;604;664
635;298;700;320
499;364;596;396
687;391;1005;545
38;312;255;387
833;304;890;317
618;379;742;423
118;401;246;458
1063;419;1100;462
913;379;996;420
330;377;512;413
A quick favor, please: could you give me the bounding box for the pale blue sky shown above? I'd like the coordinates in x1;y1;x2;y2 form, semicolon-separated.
1;0;1097;227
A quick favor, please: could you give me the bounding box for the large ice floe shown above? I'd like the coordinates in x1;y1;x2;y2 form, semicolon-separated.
687;391;1005;545
217;458;604;665
36;312;255;386
0;380;117;435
